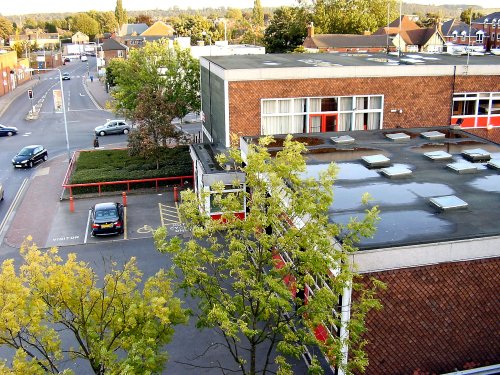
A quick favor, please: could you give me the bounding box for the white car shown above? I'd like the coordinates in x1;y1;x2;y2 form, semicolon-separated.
0;183;4;201
81;55;88;62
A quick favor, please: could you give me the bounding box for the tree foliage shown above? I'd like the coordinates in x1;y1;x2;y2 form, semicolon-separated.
71;13;100;39
155;135;384;374
115;0;127;29
312;0;399;34
263;7;311;53
460;8;484;24
109;39;200;119
252;0;265;27
0;239;188;374
0;16;14;41
171;15;218;45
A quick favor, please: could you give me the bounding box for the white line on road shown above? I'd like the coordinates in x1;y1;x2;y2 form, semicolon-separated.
84;209;92;244
0;178;29;242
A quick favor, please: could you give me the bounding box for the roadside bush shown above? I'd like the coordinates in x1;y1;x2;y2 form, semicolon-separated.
69;147;192;194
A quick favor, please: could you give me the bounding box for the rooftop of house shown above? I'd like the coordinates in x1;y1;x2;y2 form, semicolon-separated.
240;127;500;250
202;52;500;70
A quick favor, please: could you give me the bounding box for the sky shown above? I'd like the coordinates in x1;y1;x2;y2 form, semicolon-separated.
1;0;496;17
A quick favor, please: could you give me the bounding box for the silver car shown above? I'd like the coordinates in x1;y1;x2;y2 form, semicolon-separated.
94;120;131;136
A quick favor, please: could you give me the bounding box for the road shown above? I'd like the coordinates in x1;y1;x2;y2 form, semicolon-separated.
0;57;127;229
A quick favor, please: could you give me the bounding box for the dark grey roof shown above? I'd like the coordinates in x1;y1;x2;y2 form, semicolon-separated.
202;52;500;71
243;127;500;250
102;38;127;51
441;19;478;36
309;34;391;49
119;23;148;36
473;12;500;23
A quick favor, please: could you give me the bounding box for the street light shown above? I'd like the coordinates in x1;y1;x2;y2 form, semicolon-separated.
29;67;70;162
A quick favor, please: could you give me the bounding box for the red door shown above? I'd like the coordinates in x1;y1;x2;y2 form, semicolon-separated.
310;114;338;133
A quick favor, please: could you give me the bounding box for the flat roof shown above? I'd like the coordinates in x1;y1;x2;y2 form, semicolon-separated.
202;52;500;70
243;127;500;250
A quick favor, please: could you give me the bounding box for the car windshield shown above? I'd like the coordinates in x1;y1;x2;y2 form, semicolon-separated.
18;147;33;156
0;125;5;129
95;207;118;221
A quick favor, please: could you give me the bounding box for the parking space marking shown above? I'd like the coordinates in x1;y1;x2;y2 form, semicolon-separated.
137;224;155;234
84;209;91;244
159;203;180;227
124;207;128;240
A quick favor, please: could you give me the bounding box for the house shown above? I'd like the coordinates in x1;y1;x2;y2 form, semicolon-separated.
374;16;445;53
302;24;394;53
118;21;176;49
118;23;148;37
440;18;480;54
101;38;128;64
71;31;89;44
471;12;500;51
199;53;500;148
9;31;60;50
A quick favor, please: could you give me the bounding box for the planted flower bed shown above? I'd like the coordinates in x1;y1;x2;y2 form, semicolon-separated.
69;147;193;195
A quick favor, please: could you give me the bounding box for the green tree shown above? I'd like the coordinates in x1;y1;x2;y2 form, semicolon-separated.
135;14;154;26
110;40;199;119
71;13;100;40
172;15;215;44
252;0;265;27
263;6;311;53
0;239;188;374
226;8;243;21
0;16;13;41
97;11;119;34
460;8;484;24
312;0;399;34
155;135;384;375
418;12;443;27
115;0;127;29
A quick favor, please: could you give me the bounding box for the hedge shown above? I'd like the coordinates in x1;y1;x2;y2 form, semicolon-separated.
69;147;193;194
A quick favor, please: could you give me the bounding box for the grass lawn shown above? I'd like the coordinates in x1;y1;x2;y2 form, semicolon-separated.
69;147;192;194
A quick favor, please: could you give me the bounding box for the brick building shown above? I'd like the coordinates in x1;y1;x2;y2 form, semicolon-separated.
200;53;500;148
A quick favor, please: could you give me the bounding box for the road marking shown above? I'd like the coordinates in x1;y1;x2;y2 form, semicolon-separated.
0;178;29;241
52;235;80;242
137;224;154;234
124;206;127;240
84;209;91;244
159;203;180;225
83;80;103;110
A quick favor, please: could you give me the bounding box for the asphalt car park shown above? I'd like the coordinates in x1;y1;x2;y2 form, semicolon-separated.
45;191;188;248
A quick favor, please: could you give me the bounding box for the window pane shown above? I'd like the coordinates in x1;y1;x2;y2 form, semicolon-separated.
294;99;306;113
262;100;275;114
278;99;290;113
292;115;306;133
339;97;352;111
321;97;337;112
310;98;321;112
356;97;368;110
310;116;321;133
367;112;381;130
478;99;489;115
338;113;352;131
491;99;500;115
369;96;382;109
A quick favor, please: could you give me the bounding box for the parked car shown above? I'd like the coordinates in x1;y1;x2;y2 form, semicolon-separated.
90;202;124;236
0;124;18;136
62;72;71;80
81;55;88;62
12;145;48;168
0;183;4;201
94;119;131;136
64;57;71;62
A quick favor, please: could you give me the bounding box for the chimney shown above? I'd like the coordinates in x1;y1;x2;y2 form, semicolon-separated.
307;22;314;38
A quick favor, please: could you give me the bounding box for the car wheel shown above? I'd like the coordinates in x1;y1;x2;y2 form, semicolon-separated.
43;154;48;161
7;131;13;136
99;131;106;136
123;129;129;135
28;161;33;168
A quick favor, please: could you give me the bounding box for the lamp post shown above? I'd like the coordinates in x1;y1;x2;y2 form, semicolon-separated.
30;67;70;162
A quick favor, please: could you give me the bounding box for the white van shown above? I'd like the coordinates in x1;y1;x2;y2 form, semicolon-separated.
81;55;88;62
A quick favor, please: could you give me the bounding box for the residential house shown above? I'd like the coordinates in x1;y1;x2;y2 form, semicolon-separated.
440;18;479;54
302;24;394;53
118;21;176;49
101;38;128;65
72;31;89;44
118;23;148;37
374;16;445;53
9;30;60;50
472;12;500;51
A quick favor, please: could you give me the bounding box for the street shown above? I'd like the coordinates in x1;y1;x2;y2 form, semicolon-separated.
0;56;127;229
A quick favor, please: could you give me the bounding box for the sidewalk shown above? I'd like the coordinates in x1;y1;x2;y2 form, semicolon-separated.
84;77;114;110
0;79;40;118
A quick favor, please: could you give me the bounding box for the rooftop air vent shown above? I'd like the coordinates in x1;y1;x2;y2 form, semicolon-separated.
386;132;410;142
487;159;500;170
380;166;412;179
461;148;491;162
447;162;478;174
430;195;468;211
361;154;391;168
331;135;355;144
424;150;453;161
421;131;446;140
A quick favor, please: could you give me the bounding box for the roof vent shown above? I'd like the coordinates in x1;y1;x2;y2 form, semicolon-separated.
421;130;446;140
386;132;410;142
430;195;468;211
380;166;412;179
331;135;355;144
487;159;500;170
424;150;453;161
461;148;491;162
361;154;391;168
447;162;478;174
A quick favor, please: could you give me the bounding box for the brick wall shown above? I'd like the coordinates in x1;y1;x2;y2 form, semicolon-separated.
228;74;500;138
357;257;500;374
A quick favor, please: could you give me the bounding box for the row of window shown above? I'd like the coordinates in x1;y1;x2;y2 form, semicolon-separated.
453;92;500;117
261;96;384;135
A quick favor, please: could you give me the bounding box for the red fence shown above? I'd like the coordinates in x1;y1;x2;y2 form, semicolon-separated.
62;150;194;199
